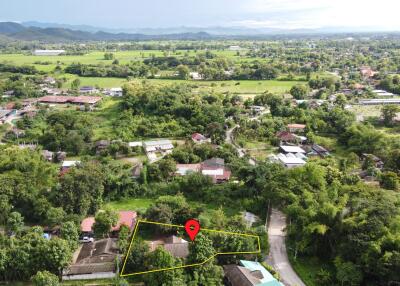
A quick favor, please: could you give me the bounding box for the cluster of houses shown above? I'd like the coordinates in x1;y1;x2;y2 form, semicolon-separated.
269;124;330;168
176;157;232;183
62;210;137;281
61;208;279;285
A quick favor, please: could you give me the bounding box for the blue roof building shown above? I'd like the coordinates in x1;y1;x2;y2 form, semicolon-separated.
223;260;284;286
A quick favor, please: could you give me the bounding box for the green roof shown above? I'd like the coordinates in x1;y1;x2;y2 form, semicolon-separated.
239;260;284;286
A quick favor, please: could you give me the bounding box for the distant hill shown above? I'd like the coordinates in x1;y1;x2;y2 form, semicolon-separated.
0;22;27;35
0;22;215;42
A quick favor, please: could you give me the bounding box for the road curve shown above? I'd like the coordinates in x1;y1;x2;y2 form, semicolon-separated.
266;209;306;286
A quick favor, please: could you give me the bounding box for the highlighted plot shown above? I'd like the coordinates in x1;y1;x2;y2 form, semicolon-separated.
120;220;261;277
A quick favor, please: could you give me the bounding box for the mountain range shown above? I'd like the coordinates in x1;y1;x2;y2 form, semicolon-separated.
0;21;398;42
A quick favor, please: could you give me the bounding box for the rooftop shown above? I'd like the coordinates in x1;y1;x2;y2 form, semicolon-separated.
280;145;306;154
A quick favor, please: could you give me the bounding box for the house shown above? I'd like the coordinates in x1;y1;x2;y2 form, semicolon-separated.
224;260;284;286
42;150;54;161
176;158;231;183
192;133;211;144
189;72;203;80
79;86;98;94
279;145;306;154
360;66;377;78
0;109;14;123
128;141;143;148
41;87;63;96
310;144;330;158
104;87;123;97
229;45;241;51
359;99;400;105
269;153;306;169
250;106;266;114
361;153;384;169
62;160;80;169
62;238;118;281
287;124;306;133
95;140;110;154
43;76;56;85
60;160;81;175
143;139;174;153
2;90;14;98
149;235;189;259
243;212;260;227
33;49;65;56
38;96;102;106
372;89;394;97
80;211;137;237
276;131;298;144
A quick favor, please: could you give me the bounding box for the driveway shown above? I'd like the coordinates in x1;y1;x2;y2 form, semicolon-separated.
266;209;306;286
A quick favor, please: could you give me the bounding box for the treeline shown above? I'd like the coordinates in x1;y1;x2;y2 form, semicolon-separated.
0;62;38;74
379;74;400;94
240;161;400;286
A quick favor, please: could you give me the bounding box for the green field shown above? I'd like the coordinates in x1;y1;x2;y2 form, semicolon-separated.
0;51;307;93
106;197;242;221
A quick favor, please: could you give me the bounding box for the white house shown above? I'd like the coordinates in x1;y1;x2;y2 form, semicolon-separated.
33;50;66;56
143;140;174;153
269;153;306;168
229;45;241;51
189;72;203;80
279;145;306;154
104;88;123;97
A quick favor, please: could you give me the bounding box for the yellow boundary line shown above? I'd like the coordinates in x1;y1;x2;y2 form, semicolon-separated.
120;219;261;277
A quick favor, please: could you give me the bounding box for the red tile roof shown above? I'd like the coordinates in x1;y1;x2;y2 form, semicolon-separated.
80;211;137;233
276;131;297;142
192;133;207;141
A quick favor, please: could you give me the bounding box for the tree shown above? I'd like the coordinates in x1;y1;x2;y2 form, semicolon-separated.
104;53;115;60
187;233;216;263
381;105;400;126
143;247;183;286
334;93;347;108
334;257;363;286
31;271;59;286
45;207;65;228
177;65;190;80
56;162;104;216
290;84;309;99
70;78;80;90
6;211;24;235
380;171;399;190
60;221;79;250
93;208;119;238
43;238;73;275
124;238;149;274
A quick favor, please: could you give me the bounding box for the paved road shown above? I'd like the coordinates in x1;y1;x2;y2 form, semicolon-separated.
266;209;306;286
225;118;305;285
225;125;256;165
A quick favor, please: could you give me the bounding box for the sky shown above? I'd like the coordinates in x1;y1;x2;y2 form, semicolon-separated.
0;0;400;31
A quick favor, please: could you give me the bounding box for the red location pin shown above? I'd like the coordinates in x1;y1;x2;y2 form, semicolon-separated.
185;219;200;241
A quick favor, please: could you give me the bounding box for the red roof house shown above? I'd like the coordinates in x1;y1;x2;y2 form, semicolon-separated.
276;131;297;143
191;133;211;143
80;211;137;234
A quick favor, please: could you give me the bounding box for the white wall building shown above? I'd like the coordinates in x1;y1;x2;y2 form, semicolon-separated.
33;50;66;56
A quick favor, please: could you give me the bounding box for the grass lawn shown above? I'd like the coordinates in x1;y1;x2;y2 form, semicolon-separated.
106;198;154;214
89;97;121;139
106;197;242;220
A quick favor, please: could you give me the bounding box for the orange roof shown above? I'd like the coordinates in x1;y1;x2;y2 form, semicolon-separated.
287;124;306;129
80;211;137;233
